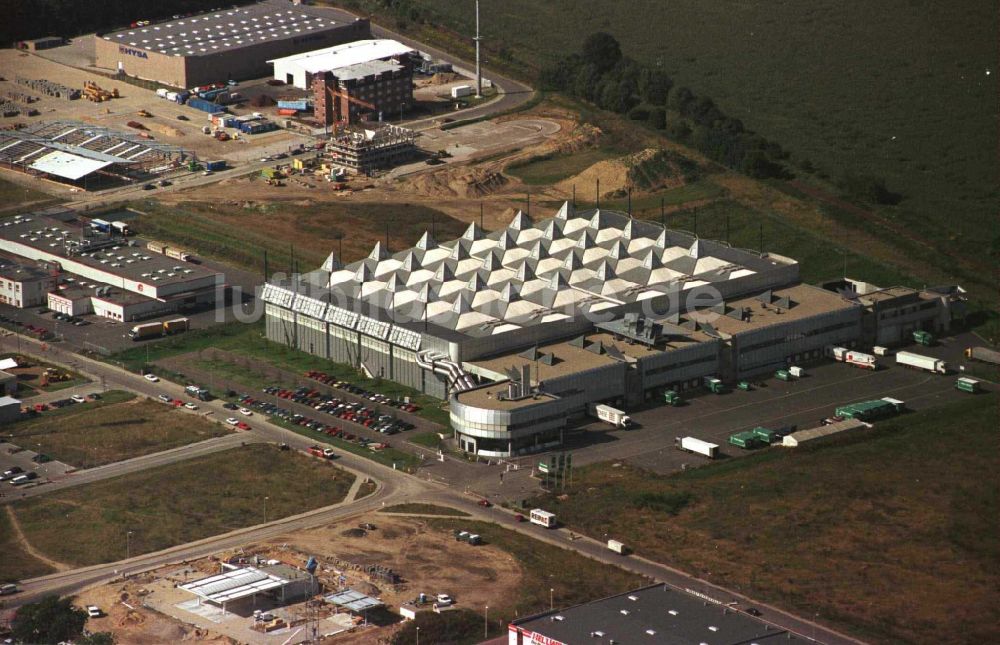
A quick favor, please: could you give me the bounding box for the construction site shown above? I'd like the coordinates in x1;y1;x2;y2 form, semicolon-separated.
70;513;522;644
323;124;416;176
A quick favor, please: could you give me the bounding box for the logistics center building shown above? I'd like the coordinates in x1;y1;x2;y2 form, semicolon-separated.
95;1;372;88
262;203;958;457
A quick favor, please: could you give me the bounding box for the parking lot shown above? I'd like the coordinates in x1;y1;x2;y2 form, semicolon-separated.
1;442;75;493
537;331;990;475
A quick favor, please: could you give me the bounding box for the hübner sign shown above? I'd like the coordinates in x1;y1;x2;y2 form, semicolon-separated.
118;45;149;59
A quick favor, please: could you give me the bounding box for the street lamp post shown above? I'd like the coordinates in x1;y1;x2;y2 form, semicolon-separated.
126;530;133;560
264;496;269;523
415;626;419;645
550;587;554;611
484;605;489;640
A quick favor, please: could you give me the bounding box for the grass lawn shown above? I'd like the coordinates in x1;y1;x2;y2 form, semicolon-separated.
0;510;54;583
507;147;622;185
10;444;354;567
0;177;60;214
4;391;229;468
408;431;443;450
126;199;465;273
525;395;1000;645
379;503;468;516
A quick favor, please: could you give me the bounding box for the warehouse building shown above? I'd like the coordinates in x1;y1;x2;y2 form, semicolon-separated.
270;38;414;90
823;278;957;346
509;583;807;645
0;212;223;321
262;202;961;457
95;1;372;88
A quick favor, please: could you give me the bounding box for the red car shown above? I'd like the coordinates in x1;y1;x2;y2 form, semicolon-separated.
514;513;526;522
477;499;492;508
307;445;324;457
236;421;251;430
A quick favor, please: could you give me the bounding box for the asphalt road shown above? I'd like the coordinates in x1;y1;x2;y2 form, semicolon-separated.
0;335;860;644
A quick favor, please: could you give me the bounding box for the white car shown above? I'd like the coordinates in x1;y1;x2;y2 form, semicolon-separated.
86;605;102;618
436;594;453;607
225;417;240;426
70;394;87;404
239;407;253;416
183;402;198;410
143;373;160;382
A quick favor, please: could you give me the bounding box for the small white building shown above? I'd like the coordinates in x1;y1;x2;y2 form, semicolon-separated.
0;263;56;309
0;395;22;425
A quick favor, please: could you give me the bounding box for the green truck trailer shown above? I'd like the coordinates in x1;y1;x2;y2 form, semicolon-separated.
663;389;683;406
913;330;935;346
955;377;981;393
835;397;905;421
752;426;780;445
729;430;763;449
703;377;725;394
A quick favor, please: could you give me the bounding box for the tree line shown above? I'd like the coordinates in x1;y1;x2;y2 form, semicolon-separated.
539;32;789;180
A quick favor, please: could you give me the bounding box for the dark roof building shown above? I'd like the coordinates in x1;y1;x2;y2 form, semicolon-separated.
509;584;808;645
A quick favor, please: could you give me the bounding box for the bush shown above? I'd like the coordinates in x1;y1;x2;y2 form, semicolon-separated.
839;173;903;205
647;106;667;130
632;491;692;515
11;595;87;644
392;609;485;644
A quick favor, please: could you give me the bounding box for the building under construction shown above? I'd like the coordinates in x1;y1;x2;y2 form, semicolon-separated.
324;125;416;175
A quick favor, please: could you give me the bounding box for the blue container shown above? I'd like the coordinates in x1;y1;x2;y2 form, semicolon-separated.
187;97;222;113
277;99;310;111
205;160;226;171
175;91;190;104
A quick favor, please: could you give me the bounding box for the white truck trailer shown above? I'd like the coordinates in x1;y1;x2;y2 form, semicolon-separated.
676;436;719;459
588;403;632;429
896;351;947;374
607;539;629;554
529;509;557;528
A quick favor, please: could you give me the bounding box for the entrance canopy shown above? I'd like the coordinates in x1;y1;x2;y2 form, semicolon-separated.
181;567;288;604
324;589;384;613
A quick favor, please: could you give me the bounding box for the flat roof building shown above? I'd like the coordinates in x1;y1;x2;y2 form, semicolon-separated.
95;1;372;88
270;38;415;89
509;584;808;645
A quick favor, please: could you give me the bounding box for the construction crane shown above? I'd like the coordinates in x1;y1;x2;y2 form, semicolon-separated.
324;83;377;126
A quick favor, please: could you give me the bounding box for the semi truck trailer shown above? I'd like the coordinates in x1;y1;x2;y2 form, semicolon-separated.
964;346;1000;366
128;322;163;340
676;436;719;459
826;346;878;370
896;351;947;374
588;403;632;429
163;317;189;334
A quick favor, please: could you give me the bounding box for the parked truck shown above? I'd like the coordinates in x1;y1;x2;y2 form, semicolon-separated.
146;240;167;254
128;321;163;340
896;351;947;374
185;384;212;400
89;218;111;233
607;539;629;555
912;330;935;346
729;431;762;449
964;346;1000;366
703;376;725;394
676;436;719;459
111;220;131;236
588;403;632;429
826;346;878;370
163;317;189;334
164;247;192;262
955;377;981;394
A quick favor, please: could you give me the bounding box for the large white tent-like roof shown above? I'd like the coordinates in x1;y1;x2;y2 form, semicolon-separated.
180;567;288;604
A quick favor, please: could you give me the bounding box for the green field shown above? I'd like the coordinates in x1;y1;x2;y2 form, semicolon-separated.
6;444;354;570
0;510;54;583
4;392;228;468
0;178;60;214
525;395;1000;645
355;0;997;301
127;198;465;273
392;518;648;643
507;147;621;185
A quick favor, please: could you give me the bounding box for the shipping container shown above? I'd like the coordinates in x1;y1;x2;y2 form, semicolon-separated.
607;539;629;554
955;377;981;394
835;398;903;421
155;88;169;99
677;436;719;459
751;426;780;444
913;330;935;346
277;99;310;111
186;97;223;113
164;247;191;261
146;240;167;254
451;84;473;98
176;91;190;104
205;160;226;171
276;108;298;116
729;431;762;449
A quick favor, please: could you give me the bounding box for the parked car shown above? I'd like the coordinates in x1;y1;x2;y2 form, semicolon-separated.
0;467;24;481
86;605;102;618
225;417;239;426
70;394;87;404
144;373;160;382
184;402;198;410
239;407;253;416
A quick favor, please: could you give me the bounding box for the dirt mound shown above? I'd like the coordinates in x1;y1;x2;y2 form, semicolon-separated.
250;94;275;108
428;72;460;85
556;148;691;198
149;123;184;138
403;166;509;198
555;123;603;155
